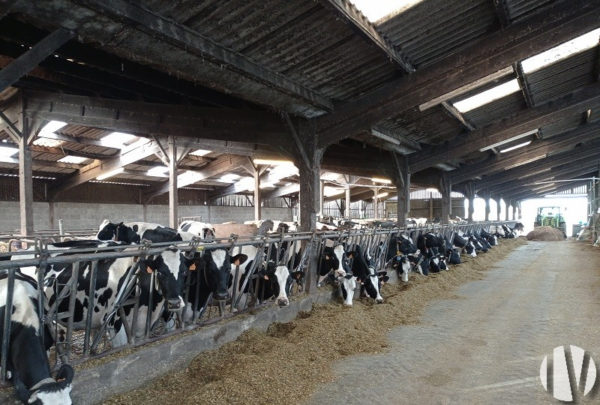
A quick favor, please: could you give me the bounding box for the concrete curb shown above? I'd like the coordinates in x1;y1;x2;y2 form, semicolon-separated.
1;289;335;404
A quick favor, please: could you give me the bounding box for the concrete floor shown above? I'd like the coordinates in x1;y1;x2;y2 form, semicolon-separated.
307;241;600;404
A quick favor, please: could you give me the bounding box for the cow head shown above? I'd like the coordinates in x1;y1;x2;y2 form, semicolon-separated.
348;246;383;304
392;255;412;282
398;234;417;254
339;274;357;306
201;249;248;301
318;244;351;286
140;249;185;311
96;219;117;241
15;364;74;405
259;261;290;307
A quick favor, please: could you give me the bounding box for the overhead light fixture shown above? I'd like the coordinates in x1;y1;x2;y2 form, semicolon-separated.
499;141;532;153
376;192;389;199
522;28;600;74
101;132;137;149
57;155;88;164
190;149;212;157
453;79;521;113
372;177;392;184
146;166;168;177
96;167;124;180
479;128;538;152
253;158;294;166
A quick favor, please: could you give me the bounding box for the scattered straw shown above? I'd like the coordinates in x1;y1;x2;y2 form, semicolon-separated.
104;238;525;405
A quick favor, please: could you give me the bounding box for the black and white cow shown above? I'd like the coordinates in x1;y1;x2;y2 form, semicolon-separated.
229;245;292;310
349;246;385;303
452;232;477;257
43;247;185;346
96;220;193;244
177;220;216;240
181;249;247;323
417;232;446;256
0;271;74;404
319;245;356;306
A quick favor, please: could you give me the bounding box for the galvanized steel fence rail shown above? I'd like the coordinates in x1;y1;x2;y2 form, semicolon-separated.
0;221;516;381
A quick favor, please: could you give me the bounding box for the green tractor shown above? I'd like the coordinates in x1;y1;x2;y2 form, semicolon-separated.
534;206;566;234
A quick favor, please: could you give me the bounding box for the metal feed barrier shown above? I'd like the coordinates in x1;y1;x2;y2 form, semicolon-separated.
0;221;516;381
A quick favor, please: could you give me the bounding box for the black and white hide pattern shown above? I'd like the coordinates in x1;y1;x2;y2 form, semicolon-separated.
229;245;291;310
180;249;248;323
392;255;413;282
0;271;74;405
43;248;186;347
96;220;188;244
319;245;356;306
452;233;477;257
348;246;385;303
178;220;216;241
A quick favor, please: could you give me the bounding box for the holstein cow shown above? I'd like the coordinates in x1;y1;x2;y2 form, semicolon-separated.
349;246;386;303
181;249;248;323
43;247;185;346
229;245;291;310
178;220;216;240
319;244;356;306
0;271;74;404
96;220;194;244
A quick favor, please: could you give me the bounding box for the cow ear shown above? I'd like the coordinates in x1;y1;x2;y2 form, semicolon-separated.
56;364;75;384
132;225;139;232
231;254;248;266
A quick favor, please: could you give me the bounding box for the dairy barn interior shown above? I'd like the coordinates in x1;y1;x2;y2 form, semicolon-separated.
0;0;599;404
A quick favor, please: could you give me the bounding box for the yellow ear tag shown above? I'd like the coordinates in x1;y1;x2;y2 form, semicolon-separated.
196;246;205;252
189;263;197;271
146;266;153;274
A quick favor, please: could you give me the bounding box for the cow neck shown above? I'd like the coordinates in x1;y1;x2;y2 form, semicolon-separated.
10;325;52;390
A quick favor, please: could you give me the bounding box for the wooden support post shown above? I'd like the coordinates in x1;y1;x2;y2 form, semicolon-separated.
497;198;502;221
393;174;410;227
429;194;434;221
465;182;475;223
345;186;351;218
512;203;517;221
48;201;55;230
143;204;148;222
254;167;261;221
168;136;178;228
440;175;452;224
517;202;522;220
372;188;379;219
506;199;511;221
319;180;324;219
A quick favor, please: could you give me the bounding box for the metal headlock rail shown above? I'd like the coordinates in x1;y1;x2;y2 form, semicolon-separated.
0;221;516;381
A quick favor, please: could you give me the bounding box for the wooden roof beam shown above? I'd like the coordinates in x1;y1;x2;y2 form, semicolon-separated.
76;0;332;113
411;81;600;173
23;91;288;146
145;154;249;199
319;0;414;73
0;28;73;93
450;120;600;184
316;0;600;147
48;138;159;197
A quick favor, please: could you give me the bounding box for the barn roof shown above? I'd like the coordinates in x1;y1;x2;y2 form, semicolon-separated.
0;0;598;202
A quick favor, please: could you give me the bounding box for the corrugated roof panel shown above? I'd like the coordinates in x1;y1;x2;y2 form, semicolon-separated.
505;0;558;23
377;0;498;68
526;47;596;105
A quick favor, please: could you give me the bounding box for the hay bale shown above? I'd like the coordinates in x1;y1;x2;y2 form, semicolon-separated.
526;226;565;241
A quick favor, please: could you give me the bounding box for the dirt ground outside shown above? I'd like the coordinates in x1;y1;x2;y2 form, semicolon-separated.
104;238;536;405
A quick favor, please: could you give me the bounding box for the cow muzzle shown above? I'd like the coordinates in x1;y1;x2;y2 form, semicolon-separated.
214;291;230;301
168;298;183;311
277;297;289;307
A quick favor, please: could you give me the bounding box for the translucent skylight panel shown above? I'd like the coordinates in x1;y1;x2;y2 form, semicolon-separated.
57;155;88;164
349;0;425;22
453;79;521;113
522;28;600;74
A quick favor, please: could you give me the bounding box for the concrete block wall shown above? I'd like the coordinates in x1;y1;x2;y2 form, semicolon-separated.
0;201;293;233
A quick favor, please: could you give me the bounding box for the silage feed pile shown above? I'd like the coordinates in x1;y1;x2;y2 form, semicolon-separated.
526;226;565;241
104;238;525;405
